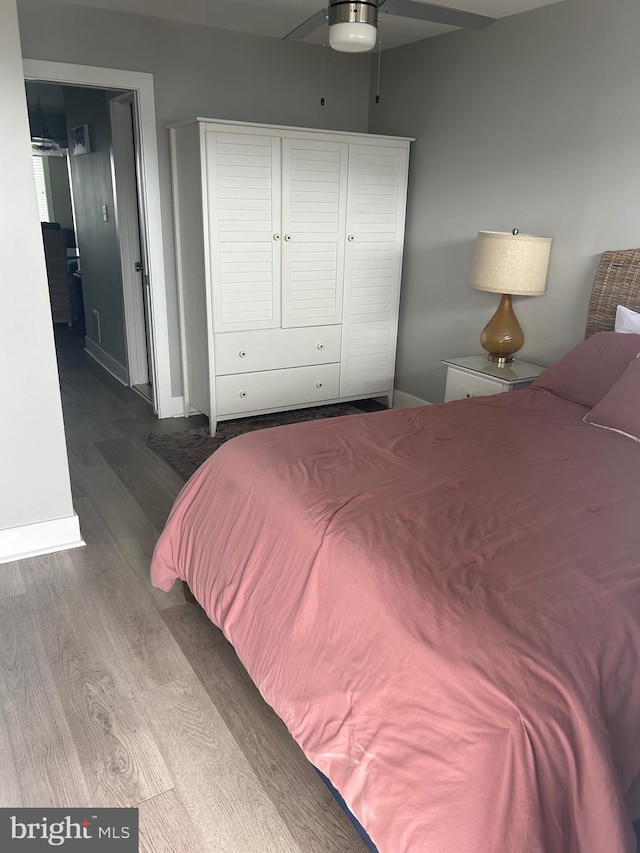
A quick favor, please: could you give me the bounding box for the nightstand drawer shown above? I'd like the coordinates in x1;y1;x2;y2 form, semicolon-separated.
442;356;544;403
444;370;506;402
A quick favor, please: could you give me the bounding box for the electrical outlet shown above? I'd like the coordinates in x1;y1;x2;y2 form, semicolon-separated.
92;308;101;343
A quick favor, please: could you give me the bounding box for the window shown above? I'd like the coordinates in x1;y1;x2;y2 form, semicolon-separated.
32;155;51;221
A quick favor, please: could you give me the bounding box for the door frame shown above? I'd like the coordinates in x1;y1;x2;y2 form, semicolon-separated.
110;93;151;395
23;59;172;419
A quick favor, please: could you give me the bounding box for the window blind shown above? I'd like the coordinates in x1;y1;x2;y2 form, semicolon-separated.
32;156;51;221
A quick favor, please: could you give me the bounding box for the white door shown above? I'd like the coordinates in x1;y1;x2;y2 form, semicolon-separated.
206;130;282;332
110;93;157;409
280;137;348;328
341;143;410;399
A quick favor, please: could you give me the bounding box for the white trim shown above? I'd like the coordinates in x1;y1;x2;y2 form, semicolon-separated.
110;95;149;389
392;389;430;408
172;395;186;417
168;127;190;419
583;413;640;443
0;514;85;565
168;117;415;143
22;59;173;419
85;337;129;385
200;124;218;428
171;396;203;418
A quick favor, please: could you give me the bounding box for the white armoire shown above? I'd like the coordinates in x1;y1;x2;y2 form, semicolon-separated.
168;118;412;434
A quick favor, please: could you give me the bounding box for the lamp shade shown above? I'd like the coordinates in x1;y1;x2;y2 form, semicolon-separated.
469;230;551;296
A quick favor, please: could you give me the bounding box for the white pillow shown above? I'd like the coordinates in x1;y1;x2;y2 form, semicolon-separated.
615;304;640;334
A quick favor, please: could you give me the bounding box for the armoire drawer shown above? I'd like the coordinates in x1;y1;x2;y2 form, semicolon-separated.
213;326;342;376
215;363;340;416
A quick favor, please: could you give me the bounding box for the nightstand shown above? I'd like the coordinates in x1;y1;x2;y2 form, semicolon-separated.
442;356;545;403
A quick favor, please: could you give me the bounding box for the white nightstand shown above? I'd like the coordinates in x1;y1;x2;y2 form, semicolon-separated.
442;356;545;403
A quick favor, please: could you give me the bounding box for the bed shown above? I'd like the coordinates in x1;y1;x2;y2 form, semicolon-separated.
151;249;640;852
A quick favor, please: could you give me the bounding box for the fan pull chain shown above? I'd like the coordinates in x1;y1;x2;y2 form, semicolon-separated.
321;42;326;106
375;37;382;103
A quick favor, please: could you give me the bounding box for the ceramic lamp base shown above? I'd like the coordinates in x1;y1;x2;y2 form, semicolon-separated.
480;293;524;363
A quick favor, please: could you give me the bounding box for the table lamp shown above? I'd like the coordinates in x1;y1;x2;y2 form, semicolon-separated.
469;229;552;364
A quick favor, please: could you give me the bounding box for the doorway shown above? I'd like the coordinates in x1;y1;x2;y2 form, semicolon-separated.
23;60;172;420
27;80;157;409
26;80;155;409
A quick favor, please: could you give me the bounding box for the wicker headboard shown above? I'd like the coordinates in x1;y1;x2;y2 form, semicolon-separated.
585;248;640;336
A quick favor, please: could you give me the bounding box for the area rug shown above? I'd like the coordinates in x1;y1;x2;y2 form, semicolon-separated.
147;400;383;481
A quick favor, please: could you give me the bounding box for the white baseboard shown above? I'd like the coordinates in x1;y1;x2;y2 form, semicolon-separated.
393;389;431;408
84;337;129;386
171;395;187;418
171;396;202;418
0;514;85;566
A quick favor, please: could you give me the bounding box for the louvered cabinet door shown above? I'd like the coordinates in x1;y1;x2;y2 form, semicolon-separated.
205;130;282;332
280;138;348;328
341;143;410;399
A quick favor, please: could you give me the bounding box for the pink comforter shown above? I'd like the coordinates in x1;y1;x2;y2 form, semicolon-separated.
151;389;640;852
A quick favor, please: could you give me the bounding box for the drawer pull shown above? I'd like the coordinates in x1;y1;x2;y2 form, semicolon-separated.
238;350;247;358
315;381;323;389
239;390;247;398
317;342;324;350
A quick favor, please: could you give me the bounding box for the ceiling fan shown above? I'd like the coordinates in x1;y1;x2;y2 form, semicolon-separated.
284;1;495;53
31;96;64;158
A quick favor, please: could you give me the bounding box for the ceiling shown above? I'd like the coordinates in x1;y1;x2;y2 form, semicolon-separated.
52;0;564;50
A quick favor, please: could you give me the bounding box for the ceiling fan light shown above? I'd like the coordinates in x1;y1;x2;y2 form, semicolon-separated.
31;97;64;157
31;138;64;157
329;21;377;52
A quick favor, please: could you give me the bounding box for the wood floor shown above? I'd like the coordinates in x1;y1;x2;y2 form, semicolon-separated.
0;327;368;852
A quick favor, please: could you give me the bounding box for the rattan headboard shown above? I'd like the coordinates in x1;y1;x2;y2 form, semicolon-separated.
585;248;640;336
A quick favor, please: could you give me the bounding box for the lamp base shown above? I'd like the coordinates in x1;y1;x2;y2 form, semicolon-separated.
480;293;524;363
486;354;515;365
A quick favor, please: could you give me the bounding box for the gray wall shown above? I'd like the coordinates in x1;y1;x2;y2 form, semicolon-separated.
18;0;639;406
17;0;373;397
64;85;127;373
369;0;640;402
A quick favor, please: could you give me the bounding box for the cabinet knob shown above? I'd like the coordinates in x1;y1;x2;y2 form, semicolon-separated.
273;233;281;241
465;393;472;398
239;390;247;398
316;342;324;350
284;233;292;242
238;350;247;358
347;234;355;242
315;381;323;389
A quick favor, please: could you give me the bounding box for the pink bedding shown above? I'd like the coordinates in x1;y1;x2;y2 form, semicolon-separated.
151;388;640;852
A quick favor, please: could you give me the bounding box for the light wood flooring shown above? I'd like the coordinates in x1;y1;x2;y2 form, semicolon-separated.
0;327;368;852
